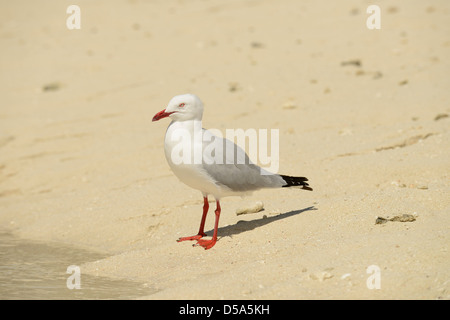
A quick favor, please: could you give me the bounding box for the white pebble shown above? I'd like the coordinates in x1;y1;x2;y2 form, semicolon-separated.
235;201;264;215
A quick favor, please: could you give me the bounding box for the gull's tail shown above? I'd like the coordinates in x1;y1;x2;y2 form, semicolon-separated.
280;175;313;191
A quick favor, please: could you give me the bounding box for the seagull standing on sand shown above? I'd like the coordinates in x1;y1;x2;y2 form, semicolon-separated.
152;94;312;249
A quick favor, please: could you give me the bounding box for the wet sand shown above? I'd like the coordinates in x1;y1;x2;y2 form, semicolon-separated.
0;232;155;299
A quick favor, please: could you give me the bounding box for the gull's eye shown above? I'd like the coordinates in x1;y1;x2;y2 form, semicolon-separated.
178;103;185;108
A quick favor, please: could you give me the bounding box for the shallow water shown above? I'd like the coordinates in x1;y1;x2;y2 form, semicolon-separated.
0;232;155;299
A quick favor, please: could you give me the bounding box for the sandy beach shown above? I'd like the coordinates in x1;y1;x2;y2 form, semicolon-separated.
0;0;449;299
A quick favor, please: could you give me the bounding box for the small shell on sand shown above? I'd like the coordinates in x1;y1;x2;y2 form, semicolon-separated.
235;201;264;215
375;214;417;224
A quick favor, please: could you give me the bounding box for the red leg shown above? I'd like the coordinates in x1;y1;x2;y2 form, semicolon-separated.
195;200;221;250
177;196;209;242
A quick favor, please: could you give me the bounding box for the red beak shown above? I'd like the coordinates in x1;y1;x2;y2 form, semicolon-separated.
152;109;174;122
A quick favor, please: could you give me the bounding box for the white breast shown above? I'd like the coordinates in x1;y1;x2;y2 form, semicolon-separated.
163;120;229;198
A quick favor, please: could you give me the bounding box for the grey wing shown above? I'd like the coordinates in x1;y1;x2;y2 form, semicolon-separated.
201;129;284;192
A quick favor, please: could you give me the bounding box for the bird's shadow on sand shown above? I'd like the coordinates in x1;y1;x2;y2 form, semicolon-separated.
206;206;317;239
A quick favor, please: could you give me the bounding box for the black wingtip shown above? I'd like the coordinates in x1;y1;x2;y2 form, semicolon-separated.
280;175;313;191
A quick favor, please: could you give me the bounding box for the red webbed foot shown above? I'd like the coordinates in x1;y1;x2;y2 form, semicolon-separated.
177;232;207;242
194;238;217;250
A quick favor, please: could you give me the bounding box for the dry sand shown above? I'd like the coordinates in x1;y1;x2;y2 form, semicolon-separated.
0;0;449;299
